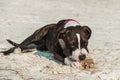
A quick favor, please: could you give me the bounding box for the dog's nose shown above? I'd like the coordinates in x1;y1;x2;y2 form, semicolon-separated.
79;54;86;61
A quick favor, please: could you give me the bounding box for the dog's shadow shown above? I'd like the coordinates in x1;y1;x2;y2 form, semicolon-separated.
34;51;63;64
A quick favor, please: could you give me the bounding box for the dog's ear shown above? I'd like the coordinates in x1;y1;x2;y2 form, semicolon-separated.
81;26;92;39
56;19;67;28
58;39;66;49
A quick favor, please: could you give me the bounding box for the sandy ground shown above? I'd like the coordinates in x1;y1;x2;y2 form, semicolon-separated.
0;0;120;80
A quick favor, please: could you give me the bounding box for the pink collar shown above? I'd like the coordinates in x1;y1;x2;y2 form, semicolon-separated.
64;19;80;28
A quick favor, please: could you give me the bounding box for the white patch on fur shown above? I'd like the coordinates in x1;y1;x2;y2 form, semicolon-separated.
64;57;80;68
64;20;80;28
14;47;22;54
0;53;4;57
64;57;72;66
70;33;82;61
58;39;66;49
81;48;88;55
76;33;81;49
76;33;88;56
71;49;81;61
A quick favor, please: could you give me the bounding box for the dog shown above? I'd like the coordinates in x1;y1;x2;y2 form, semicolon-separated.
1;19;92;66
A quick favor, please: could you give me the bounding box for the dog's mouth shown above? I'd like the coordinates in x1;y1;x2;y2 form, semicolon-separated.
71;49;86;61
70;54;86;62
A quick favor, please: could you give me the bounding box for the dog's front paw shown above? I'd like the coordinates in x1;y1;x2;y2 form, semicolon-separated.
70;62;80;68
64;57;80;68
81;58;94;69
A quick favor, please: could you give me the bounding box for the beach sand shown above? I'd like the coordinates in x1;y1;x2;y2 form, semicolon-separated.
0;0;120;79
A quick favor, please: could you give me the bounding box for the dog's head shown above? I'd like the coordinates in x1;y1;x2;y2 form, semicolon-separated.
57;28;86;61
57;19;92;62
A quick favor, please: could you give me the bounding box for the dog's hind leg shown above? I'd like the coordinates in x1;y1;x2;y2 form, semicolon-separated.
1;24;55;55
0;47;16;55
0;45;37;55
20;24;56;46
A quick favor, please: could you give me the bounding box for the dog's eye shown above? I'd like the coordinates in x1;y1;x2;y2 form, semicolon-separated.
66;32;72;37
70;42;76;50
71;45;75;49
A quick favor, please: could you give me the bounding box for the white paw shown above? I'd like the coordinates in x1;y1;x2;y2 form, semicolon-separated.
0;53;4;57
64;57;72;66
64;57;80;68
71;49;81;61
70;62;80;68
14;47;22;54
81;48;88;55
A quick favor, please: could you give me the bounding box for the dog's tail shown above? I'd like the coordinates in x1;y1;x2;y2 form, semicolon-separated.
0;39;19;55
0;39;37;55
6;39;19;47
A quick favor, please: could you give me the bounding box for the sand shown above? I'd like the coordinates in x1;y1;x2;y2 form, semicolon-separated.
0;0;120;80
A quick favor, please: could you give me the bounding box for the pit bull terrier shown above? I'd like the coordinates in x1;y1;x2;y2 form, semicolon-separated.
1;19;92;66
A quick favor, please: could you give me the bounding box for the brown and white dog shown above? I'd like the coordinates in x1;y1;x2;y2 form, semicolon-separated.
1;19;92;66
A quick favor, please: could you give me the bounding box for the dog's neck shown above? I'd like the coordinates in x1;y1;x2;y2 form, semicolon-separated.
64;19;80;28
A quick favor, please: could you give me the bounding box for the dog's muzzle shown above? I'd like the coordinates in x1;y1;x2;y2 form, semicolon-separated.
79;54;86;61
71;49;86;61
